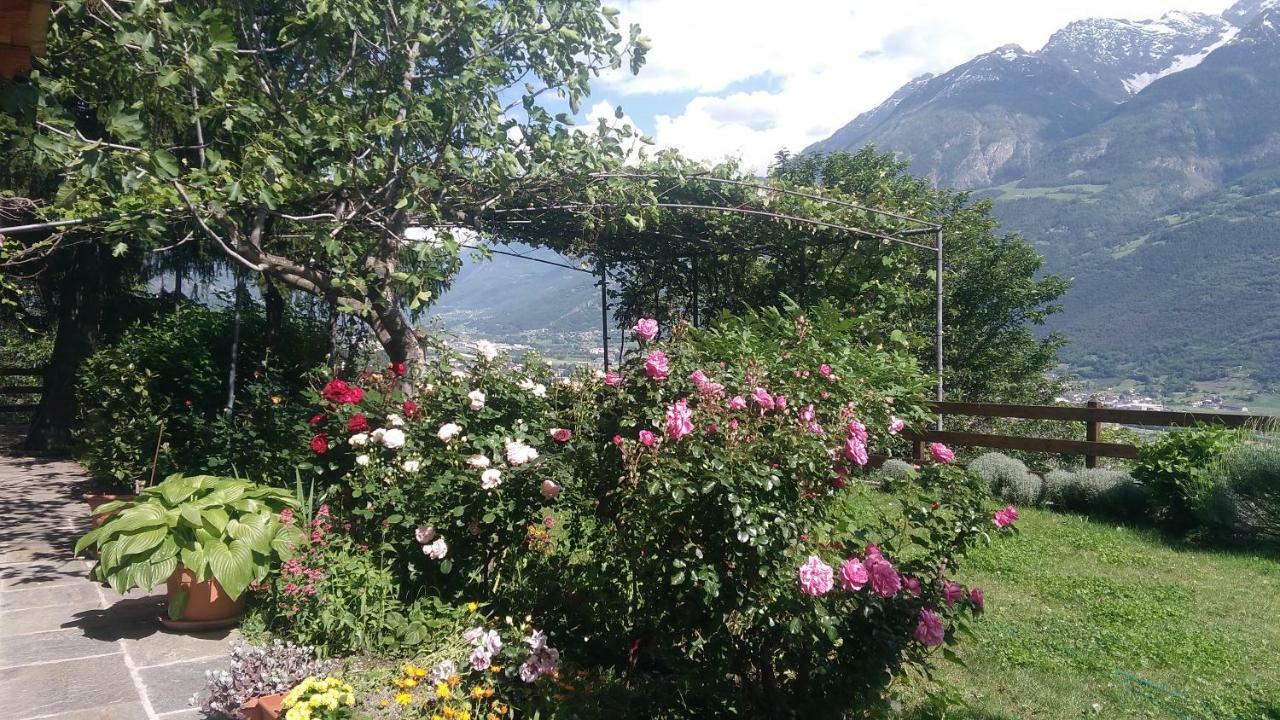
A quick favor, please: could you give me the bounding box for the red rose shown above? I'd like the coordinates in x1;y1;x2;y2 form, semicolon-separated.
309;413;325;426
402;400;419;418
309;433;329;455
321;379;364;404
550;428;572;443
394;362;408;377
347;413;369;433
321;379;351;403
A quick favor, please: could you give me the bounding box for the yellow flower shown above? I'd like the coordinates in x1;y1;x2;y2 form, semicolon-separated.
395;692;413;706
447;674;461;687
443;708;458;719
489;665;502;673
470;686;485;699
435;682;452;699
467;601;480;612
379;699;390;708
459;712;472;720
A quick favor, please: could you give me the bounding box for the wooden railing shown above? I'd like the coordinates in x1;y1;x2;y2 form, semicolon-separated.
0;367;44;414
908;400;1272;468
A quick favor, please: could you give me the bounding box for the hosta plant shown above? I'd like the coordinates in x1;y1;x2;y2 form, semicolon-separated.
75;474;301;614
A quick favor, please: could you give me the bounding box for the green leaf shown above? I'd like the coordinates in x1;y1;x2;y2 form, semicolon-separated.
205;538;254;600
114;526;167;558
152;149;180;179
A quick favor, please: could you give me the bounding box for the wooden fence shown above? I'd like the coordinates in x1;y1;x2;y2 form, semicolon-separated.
0;367;44;414
908;400;1273;468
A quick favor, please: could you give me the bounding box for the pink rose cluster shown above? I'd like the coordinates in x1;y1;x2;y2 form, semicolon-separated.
840;419;870;468
993;505;1020;528
689;369;725;398
664;399;694;441
644;350;669;380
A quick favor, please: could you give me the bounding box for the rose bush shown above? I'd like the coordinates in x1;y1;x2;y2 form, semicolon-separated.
277;303;1010;715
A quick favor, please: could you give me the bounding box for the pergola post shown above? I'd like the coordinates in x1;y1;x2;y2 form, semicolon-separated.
599;258;610;373
935;227;945;431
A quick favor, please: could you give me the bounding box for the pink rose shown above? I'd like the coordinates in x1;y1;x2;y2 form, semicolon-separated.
807;422;825;435
865;553;901;597
888;416;906;435
664;399;694;441
750;387;775;411
969;587;985;611
799;404;816;423
943;581;965;607
798;555;834;596
603;372;623;387
838;558;868;591
928;443;955;464
540;479;561;500
904;577;922;597
689;370;724;398
550;428;572;443
728;395;747;410
644;350;669;380
633;318;659;342
818;364;833;378
846;420;868;444
993;505;1020;528
774;395;788;411
914;608;945;646
842;437;868;467
638;429;656;447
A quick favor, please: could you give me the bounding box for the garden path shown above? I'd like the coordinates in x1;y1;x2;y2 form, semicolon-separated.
0;435;235;720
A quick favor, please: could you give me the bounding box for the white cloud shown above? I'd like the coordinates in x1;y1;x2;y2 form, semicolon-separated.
604;0;1233;170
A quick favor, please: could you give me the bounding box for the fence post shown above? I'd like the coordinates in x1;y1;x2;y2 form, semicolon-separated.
912;438;925;462
1085;398;1100;469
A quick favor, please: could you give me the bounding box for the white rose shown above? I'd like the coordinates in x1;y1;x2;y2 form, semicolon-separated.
382;428;406;450
480;468;503;490
370;428;386;443
504;438;539;466
466;454;491;469
423;537;448;559
437;423;462;442
467;389;486;410
402;459;421;473
517;378;536;391
348;433;369;447
386;414;405;428
450;369;468;380
355;454;370;466
474;340;499;361
531;383;547;398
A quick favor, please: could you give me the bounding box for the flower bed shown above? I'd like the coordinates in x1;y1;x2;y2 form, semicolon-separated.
237;302;1016;716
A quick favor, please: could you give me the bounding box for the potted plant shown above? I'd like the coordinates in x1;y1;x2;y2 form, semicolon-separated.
75;473;301;629
191;640;328;720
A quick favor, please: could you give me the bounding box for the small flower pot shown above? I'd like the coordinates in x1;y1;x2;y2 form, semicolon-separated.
84;492;137;528
159;566;245;631
241;693;284;720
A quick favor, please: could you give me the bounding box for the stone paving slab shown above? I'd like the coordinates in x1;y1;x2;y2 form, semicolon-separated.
0;653;139;718
0;444;240;720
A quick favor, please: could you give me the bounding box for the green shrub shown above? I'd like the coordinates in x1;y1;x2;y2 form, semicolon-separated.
1133;426;1241;531
968;452;1033;498
1201;437;1280;544
1044;468;1148;520
877;458;917;483
76;303;327;490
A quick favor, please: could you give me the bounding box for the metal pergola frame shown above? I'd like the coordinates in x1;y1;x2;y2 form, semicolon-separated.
470;172;947;408
0;173;949;412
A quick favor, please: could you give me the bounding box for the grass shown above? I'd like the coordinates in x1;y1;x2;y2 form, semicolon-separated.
898;509;1280;719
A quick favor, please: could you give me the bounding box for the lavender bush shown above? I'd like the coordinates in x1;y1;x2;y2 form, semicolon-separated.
192;640;329;718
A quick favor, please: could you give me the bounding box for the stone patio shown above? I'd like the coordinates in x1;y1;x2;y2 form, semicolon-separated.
0;443;236;720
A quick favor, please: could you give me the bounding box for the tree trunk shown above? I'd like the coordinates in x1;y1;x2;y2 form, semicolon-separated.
367;301;425;368
262;277;285;359
22;244;109;453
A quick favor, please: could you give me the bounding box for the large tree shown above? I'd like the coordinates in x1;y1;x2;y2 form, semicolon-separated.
9;0;649;369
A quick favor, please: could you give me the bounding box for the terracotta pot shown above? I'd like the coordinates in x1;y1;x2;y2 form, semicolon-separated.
165;566;246;623
84;492;137;528
241;693;285;720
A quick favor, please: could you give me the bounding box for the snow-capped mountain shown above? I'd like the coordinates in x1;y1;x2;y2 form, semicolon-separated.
803;0;1280;394
1041;11;1235;101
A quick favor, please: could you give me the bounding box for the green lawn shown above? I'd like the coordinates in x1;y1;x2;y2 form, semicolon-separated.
900;509;1280;719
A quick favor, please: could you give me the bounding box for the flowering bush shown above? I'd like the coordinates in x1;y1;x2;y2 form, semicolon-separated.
533;302;1002;714
278;303;1008;714
371;607;566;719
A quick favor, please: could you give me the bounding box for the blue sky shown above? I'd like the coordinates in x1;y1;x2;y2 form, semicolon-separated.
577;0;1235;171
